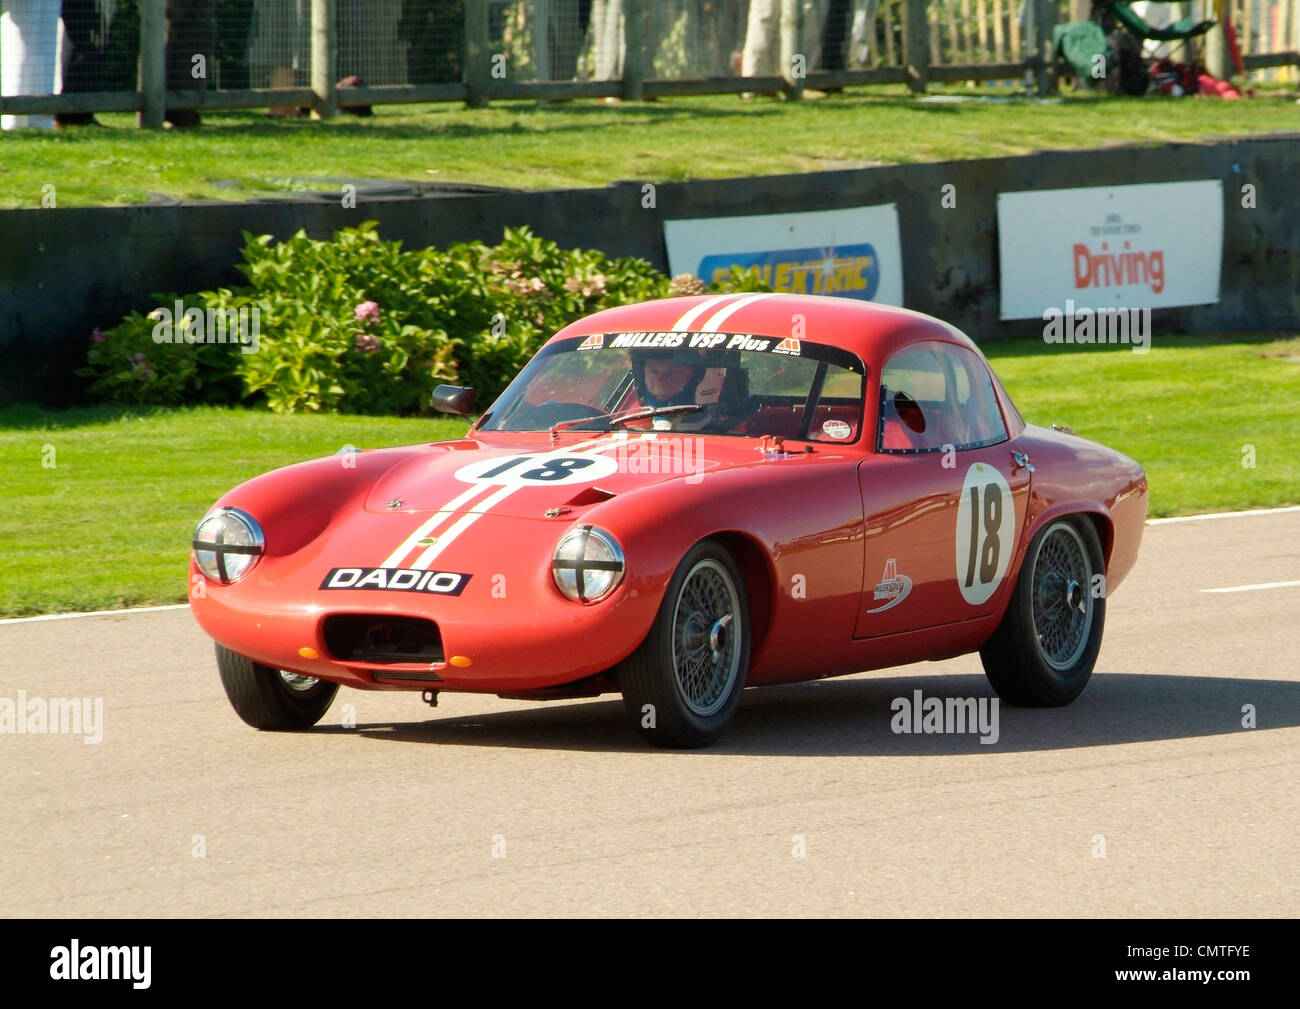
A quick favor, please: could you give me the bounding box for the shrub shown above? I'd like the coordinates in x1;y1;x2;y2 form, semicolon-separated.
81;223;769;415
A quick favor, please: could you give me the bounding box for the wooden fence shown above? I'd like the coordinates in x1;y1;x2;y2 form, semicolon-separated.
1;0;1296;126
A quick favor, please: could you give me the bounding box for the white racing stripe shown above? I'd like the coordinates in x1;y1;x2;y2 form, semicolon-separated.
1200;579;1300;594
669;294;741;332
698;292;780;333
383;433;618;569
380;481;497;568
410;483;521;570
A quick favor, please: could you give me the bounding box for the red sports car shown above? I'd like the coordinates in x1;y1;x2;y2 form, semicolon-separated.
191;293;1147;747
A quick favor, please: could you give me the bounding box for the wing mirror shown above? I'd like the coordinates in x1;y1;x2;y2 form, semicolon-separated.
432;384;476;416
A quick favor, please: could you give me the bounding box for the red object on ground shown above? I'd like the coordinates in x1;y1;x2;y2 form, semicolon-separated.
1198;73;1241;98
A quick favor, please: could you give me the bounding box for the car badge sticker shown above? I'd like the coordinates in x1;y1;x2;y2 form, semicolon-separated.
772;337;802;356
577;334;604;351
867;557;913;613
320;567;470;595
821;419;851;440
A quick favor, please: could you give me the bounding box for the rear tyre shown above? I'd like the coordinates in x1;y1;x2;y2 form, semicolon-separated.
618;539;750;748
979;517;1106;706
215;644;339;729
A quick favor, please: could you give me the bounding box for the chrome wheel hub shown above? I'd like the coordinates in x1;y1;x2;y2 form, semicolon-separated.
279;670;321;693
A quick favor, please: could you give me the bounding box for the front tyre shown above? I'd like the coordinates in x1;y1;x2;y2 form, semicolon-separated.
618;539;750;748
215;644;340;730
979;517;1106;706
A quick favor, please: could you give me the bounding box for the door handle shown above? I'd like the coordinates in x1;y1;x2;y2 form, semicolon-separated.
1012;450;1035;472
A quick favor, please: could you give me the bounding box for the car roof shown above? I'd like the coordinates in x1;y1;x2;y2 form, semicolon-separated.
548;293;981;369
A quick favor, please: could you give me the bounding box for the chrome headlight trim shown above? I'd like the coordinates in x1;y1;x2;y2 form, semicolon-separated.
192;507;265;585
551;525;625;603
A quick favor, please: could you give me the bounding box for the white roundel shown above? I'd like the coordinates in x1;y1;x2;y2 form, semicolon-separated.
455;452;618;487
954;462;1014;605
821;419;851;440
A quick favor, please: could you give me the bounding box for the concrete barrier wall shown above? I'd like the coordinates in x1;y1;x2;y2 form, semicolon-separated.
2;134;1297;406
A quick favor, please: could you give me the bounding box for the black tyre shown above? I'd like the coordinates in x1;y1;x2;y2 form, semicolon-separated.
618;539;751;748
215;644;340;730
979;517;1106;706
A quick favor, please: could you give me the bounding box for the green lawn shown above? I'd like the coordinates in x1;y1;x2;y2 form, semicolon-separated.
2;333;1296;617
0;406;470;617
3;86;1299;208
982;332;1300;518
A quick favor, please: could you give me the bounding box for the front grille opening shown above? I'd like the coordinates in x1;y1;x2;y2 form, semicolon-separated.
323;615;445;665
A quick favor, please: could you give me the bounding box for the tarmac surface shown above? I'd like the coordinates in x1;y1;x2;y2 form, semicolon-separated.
2;510;1297;917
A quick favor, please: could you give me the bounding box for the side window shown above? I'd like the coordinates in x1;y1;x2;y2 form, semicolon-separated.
948;346;1008;448
878;343;1007;453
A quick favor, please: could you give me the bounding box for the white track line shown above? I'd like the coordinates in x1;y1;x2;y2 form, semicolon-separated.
1147;505;1300;525
0;603;190;626
1201;580;1300;594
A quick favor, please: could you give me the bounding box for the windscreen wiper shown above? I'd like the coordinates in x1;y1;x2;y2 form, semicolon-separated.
549;403;703;436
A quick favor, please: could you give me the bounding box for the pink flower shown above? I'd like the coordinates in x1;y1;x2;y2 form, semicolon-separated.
354;300;381;327
669;274;707;297
354;333;380;353
503;275;551;299
130;351;153;379
91;328;106;343
564;273;607;298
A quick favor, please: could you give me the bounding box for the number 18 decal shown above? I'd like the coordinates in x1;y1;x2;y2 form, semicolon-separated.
955;463;1014;605
455;452;618;487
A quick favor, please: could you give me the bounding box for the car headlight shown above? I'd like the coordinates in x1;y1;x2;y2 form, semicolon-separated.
551;526;625;603
192;508;265;584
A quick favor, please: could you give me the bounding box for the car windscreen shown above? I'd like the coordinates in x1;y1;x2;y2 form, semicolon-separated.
477;332;868;443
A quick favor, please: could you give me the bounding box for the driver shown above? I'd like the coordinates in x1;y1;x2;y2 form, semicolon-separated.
629;348;741;432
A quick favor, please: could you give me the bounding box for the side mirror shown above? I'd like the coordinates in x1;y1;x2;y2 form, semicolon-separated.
432;384;476;416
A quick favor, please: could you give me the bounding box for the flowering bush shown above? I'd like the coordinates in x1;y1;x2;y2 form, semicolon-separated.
80;222;768;415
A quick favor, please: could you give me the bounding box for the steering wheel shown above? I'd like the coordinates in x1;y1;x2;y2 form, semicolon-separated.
501;400;611;431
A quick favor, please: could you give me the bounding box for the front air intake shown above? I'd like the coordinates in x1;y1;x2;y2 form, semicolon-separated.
323;615;445;665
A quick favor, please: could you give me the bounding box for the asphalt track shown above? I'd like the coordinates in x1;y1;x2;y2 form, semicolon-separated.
2;511;1297;918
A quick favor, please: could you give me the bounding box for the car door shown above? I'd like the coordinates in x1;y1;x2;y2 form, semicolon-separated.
855;341;1031;639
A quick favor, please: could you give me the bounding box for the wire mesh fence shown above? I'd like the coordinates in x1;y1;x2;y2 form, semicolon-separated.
0;0;1296;126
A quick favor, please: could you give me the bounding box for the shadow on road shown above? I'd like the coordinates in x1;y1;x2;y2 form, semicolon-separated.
316;671;1300;756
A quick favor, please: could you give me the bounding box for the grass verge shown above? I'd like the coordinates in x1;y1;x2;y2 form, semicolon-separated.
2;86;1299;208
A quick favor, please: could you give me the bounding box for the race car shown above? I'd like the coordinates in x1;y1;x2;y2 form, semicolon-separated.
190;293;1147;748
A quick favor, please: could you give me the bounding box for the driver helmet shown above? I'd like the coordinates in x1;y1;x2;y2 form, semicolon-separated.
629;348;710;408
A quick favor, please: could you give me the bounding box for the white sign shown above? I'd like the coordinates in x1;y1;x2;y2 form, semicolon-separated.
997;180;1223;319
664;205;904;305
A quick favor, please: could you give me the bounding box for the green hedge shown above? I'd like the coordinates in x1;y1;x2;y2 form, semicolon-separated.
80;223;767;414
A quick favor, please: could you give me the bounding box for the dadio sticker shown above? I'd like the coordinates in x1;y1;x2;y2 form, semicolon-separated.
821;419;851;439
455;453;619;486
955;462;1014;605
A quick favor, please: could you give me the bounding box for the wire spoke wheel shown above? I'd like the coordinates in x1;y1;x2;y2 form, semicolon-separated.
671;559;742;719
618;540;750;747
1031;523;1093;671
